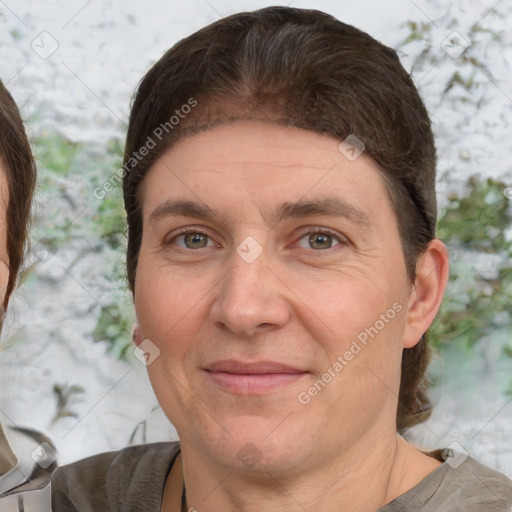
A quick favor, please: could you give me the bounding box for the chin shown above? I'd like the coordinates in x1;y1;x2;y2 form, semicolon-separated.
191;415;319;474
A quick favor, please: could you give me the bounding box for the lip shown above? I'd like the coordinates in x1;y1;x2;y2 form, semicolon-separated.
204;359;308;394
205;359;306;374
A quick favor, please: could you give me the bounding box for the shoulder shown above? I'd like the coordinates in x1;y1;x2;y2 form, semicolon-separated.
51;441;181;512
382;450;512;512
449;455;512;508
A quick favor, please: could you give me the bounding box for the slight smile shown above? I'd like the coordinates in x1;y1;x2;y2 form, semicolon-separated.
204;360;309;394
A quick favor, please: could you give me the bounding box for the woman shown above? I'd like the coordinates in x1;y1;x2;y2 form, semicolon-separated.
0;79;55;512
52;7;512;511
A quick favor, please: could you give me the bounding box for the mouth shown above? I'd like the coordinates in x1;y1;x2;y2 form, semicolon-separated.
203;359;309;394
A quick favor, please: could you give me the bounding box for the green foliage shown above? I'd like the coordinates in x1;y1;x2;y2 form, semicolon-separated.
89;137;134;360
430;177;512;351
10;28;23;41
92;302;132;360
399;15;492;96
437;177;512;253
33;132;81;175
31;130;133;359
87;137;134;360
92;248;133;361
30;135;84;254
443;71;476;93
94;193;126;250
399;9;512;378
402;21;432;44
92;138;126;250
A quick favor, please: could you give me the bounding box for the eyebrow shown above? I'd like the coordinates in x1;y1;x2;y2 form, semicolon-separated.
149;197;371;229
273;197;371;229
149;200;219;224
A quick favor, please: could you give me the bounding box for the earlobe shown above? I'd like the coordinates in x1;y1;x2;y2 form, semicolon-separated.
132;324;142;346
402;239;449;349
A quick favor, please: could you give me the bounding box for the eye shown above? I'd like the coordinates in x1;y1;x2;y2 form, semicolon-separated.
296;228;344;250
169;229;217;250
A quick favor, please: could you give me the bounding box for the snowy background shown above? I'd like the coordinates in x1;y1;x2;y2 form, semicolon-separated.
0;0;511;476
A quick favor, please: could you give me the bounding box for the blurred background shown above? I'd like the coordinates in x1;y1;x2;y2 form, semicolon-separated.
0;0;511;474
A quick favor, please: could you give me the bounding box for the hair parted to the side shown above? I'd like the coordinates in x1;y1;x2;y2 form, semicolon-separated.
0;80;36;313
122;6;438;433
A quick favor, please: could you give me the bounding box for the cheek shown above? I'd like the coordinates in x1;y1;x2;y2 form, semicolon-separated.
134;264;208;421
284;269;406;347
133;258;212;354
296;274;408;404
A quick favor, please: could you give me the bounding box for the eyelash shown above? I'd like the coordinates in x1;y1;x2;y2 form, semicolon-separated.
295;227;346;250
166;226;347;252
167;227;217;249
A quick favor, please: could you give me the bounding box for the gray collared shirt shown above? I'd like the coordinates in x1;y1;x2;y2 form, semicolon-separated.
51;442;512;511
380;448;512;511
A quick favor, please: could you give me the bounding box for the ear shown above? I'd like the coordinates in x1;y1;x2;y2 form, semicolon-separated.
132;323;142;347
402;239;449;349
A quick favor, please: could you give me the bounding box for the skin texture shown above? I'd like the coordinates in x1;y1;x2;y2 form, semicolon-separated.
0;164;9;311
133;121;449;511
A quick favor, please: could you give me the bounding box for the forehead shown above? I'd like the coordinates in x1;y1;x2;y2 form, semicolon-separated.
140;121;391;215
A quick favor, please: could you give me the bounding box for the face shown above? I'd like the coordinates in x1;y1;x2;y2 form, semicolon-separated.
0;164;9;310
134;121;419;473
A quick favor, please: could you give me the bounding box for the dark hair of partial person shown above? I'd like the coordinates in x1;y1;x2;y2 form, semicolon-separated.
122;6;438;433
0;79;36;312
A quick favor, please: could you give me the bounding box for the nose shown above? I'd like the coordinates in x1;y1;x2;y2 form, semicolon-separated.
209;244;291;338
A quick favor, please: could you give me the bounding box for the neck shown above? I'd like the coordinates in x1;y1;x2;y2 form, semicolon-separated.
167;430;440;512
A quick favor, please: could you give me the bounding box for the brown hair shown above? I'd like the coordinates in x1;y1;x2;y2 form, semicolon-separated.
0;80;36;312
123;7;437;432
